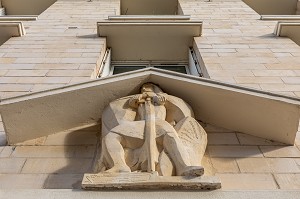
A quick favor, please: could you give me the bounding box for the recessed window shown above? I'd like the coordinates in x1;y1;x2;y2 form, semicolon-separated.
153;65;187;74
113;65;147;75
96;21;204;78
111;64;188;75
97;48;204;77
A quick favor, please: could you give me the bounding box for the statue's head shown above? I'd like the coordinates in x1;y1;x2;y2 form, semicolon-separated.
141;83;163;94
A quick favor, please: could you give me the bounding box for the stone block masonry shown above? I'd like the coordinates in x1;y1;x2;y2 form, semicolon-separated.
180;0;300;97
0;0;300;192
0;0;120;99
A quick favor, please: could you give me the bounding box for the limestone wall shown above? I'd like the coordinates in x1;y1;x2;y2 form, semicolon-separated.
0;123;300;190
0;0;300;191
181;0;300;97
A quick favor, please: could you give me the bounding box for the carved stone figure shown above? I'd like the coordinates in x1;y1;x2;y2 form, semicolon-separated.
94;83;207;177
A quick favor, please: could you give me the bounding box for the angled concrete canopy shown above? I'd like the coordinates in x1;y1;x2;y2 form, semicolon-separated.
108;15;191;20
261;15;300;20
120;0;178;15
0;21;25;45
2;0;56;15
97;21;202;61
0;68;300;145
274;21;300;46
0;16;38;21
243;0;298;15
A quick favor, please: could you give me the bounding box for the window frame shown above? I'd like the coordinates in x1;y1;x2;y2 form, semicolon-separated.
110;61;190;76
98;48;203;78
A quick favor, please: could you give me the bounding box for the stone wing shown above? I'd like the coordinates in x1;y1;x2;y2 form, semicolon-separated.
174;117;207;166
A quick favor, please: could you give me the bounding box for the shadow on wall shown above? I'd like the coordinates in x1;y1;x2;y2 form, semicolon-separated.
279;25;300;46
43;123;218;190
2;0;57;15
243;0;298;15
0;132;6;146
43;125;100;189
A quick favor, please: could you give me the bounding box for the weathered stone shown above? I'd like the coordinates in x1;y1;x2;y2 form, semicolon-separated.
87;83;216;189
210;158;239;173
260;146;300;157
217;174;278;190
93;83;208;177
207;133;239;145
208;146;263;158
82;172;221;190
21;158;93;174
0;174;48;189
0;158;26;173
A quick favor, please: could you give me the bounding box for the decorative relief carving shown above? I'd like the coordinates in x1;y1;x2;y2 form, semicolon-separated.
82;83;220;189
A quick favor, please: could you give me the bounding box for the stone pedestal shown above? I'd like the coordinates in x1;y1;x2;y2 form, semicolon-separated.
82;172;221;190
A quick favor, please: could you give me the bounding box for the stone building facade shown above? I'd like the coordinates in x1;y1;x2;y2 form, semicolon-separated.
0;0;300;198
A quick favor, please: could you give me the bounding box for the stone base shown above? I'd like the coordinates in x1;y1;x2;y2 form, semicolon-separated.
82;172;221;190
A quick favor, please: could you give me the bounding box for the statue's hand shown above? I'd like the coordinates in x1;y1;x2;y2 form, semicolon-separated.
153;95;166;105
129;94;146;108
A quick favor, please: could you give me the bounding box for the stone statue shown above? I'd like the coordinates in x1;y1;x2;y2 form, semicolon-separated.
94;83;207;177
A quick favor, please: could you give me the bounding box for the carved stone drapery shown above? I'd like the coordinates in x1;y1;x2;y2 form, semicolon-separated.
82;83;220;189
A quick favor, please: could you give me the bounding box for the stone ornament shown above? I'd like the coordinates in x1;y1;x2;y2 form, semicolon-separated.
82;83;220;189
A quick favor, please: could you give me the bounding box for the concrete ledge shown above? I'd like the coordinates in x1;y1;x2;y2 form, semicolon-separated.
261;15;300;20
0;21;25;44
0;15;38;21
97;21;202;61
108;15;191;20
0;21;25;35
82;172;221;190
1;190;300;199
274;21;300;45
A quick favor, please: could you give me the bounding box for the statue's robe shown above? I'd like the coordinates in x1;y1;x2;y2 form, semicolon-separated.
95;93;207;175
